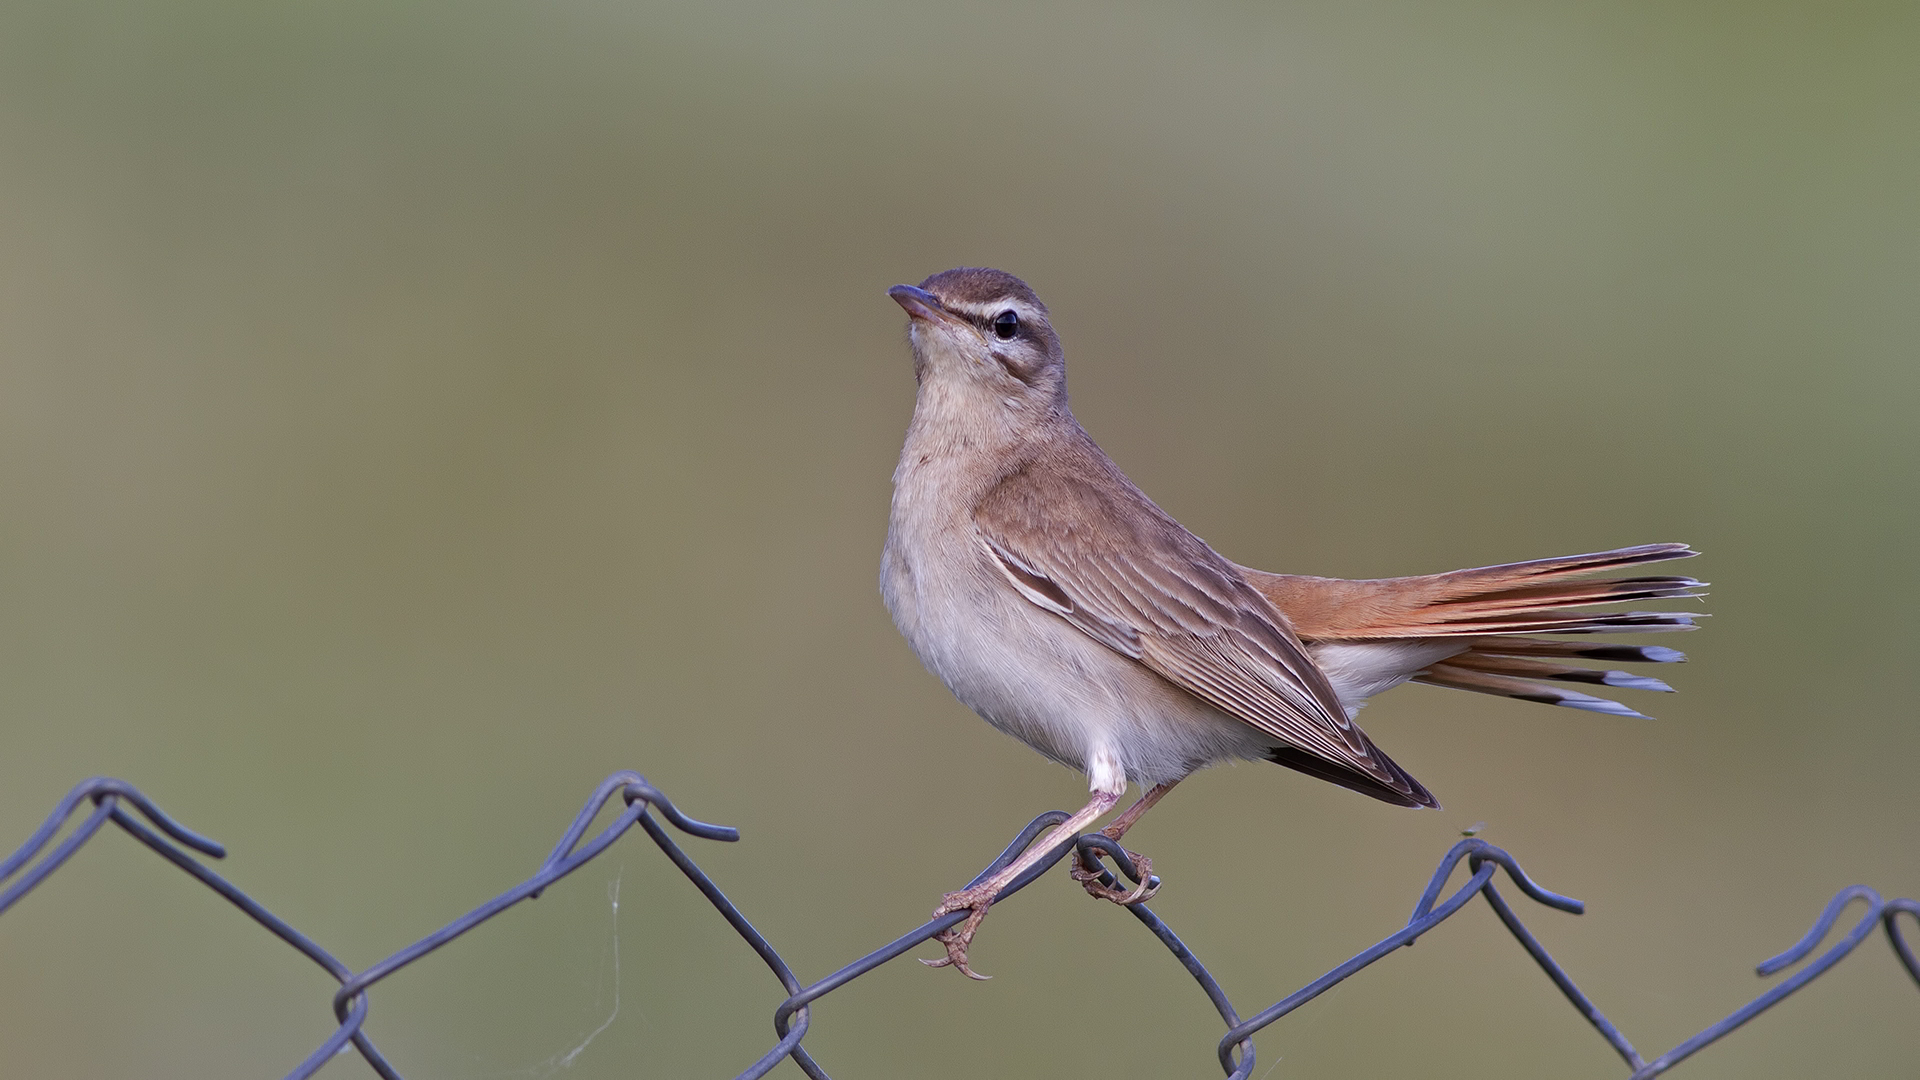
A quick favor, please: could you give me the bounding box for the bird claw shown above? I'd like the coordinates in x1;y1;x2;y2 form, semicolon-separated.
1071;845;1159;905
921;887;995;979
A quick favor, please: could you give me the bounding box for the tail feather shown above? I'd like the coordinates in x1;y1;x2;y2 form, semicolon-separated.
1396;608;1704;637
1426;542;1698;586
1244;543;1704;720
1240;543;1703;640
1435;575;1703;615
1413;663;1654;719
1440;651;1676;694
1465;637;1688;664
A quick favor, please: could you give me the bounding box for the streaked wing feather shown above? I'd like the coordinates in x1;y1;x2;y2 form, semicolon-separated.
973;450;1433;805
1265;745;1433;808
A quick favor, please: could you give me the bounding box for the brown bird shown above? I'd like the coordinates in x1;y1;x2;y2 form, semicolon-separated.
881;267;1701;978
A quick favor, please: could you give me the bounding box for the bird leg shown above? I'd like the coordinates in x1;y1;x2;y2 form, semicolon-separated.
1071;780;1178;905
1102;779;1178;843
922;788;1123;979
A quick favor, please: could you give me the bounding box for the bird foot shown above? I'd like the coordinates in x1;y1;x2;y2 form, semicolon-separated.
1071;839;1159;905
920;885;997;980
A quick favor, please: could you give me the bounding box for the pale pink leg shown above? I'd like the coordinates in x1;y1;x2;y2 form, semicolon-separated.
923;788;1123;979
1103;779;1179;843
1072;779;1179;904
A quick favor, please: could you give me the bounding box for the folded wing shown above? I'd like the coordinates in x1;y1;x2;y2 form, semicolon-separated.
974;448;1437;808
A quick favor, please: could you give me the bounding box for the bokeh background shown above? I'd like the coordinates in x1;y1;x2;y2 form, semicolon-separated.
1;1;1916;1077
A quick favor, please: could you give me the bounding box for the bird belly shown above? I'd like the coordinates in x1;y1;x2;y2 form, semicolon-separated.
883;528;1270;791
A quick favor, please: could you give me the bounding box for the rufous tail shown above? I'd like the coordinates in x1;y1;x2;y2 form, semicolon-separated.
1238;544;1703;719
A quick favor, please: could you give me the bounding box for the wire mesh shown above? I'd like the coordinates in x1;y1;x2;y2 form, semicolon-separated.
3;771;1915;1079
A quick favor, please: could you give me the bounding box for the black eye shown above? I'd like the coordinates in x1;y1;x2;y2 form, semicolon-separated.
993;310;1019;340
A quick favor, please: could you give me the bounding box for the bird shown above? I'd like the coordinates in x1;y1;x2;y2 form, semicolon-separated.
880;267;1702;978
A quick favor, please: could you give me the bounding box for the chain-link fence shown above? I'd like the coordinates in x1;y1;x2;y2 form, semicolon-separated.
3;771;1915;1079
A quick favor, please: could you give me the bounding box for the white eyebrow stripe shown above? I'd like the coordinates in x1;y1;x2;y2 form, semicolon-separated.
945;300;1042;322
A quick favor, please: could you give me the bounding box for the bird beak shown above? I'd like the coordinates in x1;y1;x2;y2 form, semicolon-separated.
888;284;953;324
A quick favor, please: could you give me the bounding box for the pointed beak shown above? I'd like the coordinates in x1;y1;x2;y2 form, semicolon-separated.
888;284;951;323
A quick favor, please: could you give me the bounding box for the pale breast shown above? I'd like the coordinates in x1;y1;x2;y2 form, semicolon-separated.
882;505;1274;789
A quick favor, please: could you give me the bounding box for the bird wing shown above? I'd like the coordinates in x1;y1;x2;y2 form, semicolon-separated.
972;449;1435;807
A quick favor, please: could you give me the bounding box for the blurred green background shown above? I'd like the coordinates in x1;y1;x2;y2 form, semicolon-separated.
1;1;1915;1077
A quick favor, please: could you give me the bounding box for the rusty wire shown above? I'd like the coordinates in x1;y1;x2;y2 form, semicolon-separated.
3;771;1915;1078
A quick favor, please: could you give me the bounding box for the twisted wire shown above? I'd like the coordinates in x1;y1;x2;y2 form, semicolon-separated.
2;771;1914;1078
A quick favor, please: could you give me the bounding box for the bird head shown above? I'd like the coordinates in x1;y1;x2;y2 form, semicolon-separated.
888;268;1067;416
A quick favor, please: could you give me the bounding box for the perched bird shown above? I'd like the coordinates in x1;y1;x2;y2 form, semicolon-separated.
881;267;1701;977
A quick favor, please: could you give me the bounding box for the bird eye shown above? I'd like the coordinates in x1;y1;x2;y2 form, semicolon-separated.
993;310;1019;340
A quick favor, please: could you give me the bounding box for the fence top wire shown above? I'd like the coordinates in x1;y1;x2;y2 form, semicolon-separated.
3;770;1916;1079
